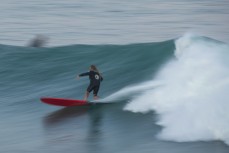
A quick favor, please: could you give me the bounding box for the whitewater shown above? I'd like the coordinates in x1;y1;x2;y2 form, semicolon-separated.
110;34;229;145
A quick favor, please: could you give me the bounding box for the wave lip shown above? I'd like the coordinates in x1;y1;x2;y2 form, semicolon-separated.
124;34;229;145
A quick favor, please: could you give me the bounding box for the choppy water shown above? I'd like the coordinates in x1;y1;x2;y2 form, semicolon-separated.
1;0;229;46
1;1;229;153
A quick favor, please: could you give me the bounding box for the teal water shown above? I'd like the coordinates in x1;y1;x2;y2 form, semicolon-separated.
1;35;229;153
1;0;229;153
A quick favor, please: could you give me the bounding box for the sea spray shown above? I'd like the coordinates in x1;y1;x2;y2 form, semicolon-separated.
124;34;229;145
101;81;162;102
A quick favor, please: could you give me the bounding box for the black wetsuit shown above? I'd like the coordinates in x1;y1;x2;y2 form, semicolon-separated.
79;71;103;96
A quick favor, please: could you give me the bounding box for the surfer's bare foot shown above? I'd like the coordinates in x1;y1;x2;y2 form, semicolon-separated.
93;96;99;100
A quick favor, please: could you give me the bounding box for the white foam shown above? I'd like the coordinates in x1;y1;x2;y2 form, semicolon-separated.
101;81;162;102
124;34;229;145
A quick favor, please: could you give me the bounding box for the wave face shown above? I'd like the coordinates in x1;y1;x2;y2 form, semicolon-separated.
124;34;229;145
0;40;174;108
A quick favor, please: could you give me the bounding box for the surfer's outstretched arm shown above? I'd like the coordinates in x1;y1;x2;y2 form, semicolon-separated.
77;72;90;79
79;72;90;76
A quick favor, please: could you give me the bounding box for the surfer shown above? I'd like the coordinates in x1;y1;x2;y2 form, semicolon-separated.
77;65;103;100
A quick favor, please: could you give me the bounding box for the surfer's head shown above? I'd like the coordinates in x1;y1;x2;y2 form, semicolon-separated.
90;65;101;75
90;65;97;71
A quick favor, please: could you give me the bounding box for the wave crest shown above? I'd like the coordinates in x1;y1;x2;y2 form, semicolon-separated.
124;34;229;145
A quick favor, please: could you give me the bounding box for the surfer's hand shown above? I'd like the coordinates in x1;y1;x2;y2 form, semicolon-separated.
76;75;80;80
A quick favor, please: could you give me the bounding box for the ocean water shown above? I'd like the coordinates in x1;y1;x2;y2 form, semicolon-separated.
1;0;229;46
1;1;229;153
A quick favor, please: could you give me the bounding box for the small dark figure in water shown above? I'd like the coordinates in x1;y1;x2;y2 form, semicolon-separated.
29;35;48;47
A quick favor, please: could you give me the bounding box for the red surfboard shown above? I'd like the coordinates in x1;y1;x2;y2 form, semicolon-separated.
40;97;90;107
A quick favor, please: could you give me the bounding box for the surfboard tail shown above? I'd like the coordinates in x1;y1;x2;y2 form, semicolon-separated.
41;97;89;106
